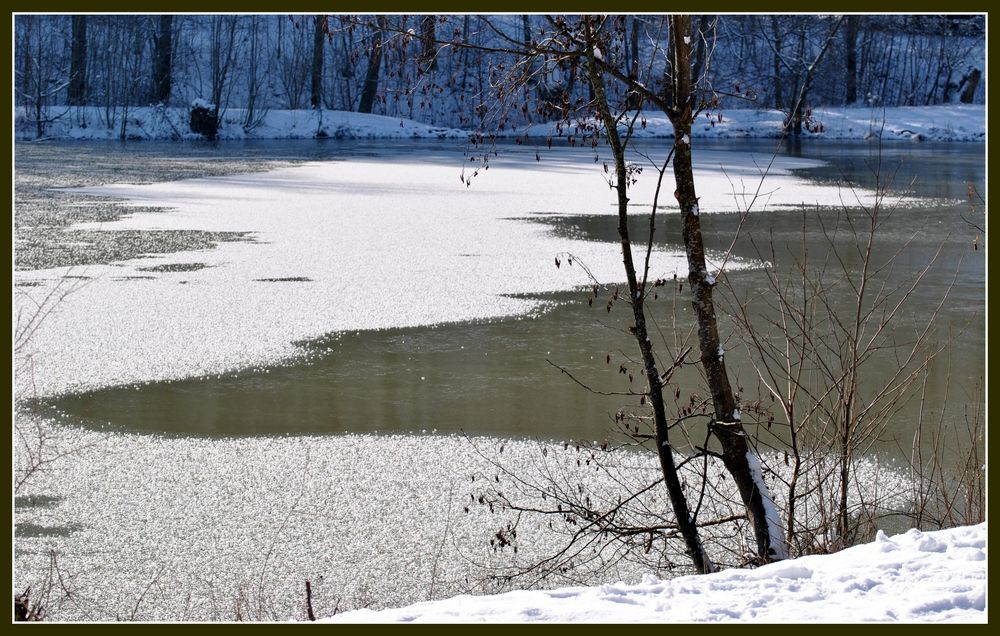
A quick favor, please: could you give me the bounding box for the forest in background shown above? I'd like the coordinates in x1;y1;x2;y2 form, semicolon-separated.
15;14;985;136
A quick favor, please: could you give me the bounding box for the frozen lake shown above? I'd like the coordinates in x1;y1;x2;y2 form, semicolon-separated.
13;138;984;620
18;139;984;446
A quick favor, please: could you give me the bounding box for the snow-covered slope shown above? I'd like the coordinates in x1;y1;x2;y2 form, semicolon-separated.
519;104;985;143
14;106;467;141
324;523;987;623
15;104;985;143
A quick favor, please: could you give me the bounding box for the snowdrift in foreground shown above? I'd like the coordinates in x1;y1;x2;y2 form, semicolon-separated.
16;103;985;143
325;523;987;623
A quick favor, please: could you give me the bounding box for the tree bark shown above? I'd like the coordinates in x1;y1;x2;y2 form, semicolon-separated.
420;15;437;71
667;15;787;563
845;16;860;105
68;15;87;106
358;16;385;114
960;68;981;103
785;17;844;134
770;16;783;109
209;15;238;122
630;16;640;80
583;17;715;575
152;15;173;105
311;15;325;109
691;15;712;90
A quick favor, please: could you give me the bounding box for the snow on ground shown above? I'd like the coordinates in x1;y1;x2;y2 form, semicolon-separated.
15;145;901;398
520;104;985;143
15;103;985;143
15;106;467;142
325;522;987;623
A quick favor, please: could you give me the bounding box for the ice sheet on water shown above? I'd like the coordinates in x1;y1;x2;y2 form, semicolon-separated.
16;421;965;623
14;148;868;397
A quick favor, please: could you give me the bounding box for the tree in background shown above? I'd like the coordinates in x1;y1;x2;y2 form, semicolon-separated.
67;16;87;106
357;16;386;114
152;15;173;105
14;14;986;136
844;15;860;105
15;15;67;137
311;15;326;109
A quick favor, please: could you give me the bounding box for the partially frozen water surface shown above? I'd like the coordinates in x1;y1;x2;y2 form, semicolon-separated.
15;141;858;398
13;139;984;620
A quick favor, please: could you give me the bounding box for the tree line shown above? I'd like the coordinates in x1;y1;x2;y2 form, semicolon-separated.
15;14;985;135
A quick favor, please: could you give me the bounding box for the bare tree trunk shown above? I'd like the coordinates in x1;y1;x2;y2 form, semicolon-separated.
242;15;271;131
630;16;640;80
420;15;437;71
311;15;326;109
624;16;642;110
845;15;860;105
580;14;791;563
209;15;238;122
521;14;537;108
960;68;982;103
358;16;385;114
785;16;844;134
667;15;787;563
152;15;173;105
690;15;712;89
68;15;87;106
338;21;356;110
583;16;714;575
770;16;783;110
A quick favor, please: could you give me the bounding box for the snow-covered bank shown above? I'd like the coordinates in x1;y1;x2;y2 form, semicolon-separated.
15;106;467;142
518;104;985;143
16;103;985;143
326;523;987;623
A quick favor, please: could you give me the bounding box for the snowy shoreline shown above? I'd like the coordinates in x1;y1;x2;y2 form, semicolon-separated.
15;103;985;144
325;522;987;623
